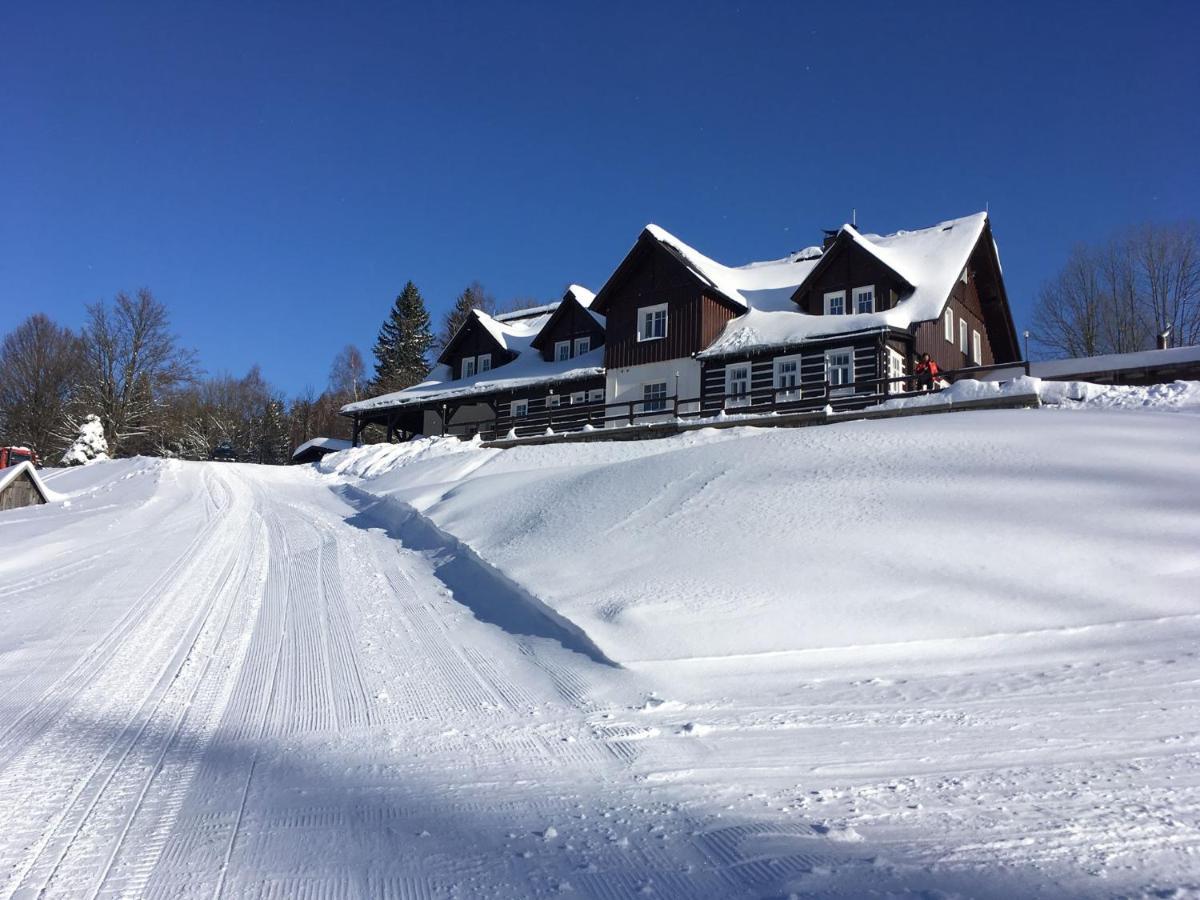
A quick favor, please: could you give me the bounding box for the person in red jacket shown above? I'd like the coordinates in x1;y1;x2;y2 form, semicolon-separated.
914;353;940;391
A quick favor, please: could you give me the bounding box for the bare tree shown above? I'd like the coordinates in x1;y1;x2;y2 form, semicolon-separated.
1033;222;1200;359
77;288;198;455
328;345;365;402
0;314;84;458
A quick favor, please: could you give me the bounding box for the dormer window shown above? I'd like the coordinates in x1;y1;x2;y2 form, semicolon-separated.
637;303;668;341
824;290;846;316
853;286;875;314
478;354;492;373
462;357;477;378
555;341;571;361
574;336;591;356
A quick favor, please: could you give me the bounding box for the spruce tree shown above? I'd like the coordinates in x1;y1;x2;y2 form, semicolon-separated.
372;281;434;395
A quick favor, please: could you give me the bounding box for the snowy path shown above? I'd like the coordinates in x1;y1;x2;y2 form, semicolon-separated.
2;454;1198;898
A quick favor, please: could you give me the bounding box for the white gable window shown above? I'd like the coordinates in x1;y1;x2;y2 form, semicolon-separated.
853;286;875;314
773;355;801;395
555;341;571;361
637;304;668;341
824;290;846;316
944;308;954;342
511;399;528;418
573;336;591;356
725;363;752;408
478;353;492;373
642;381;668;413
972;330;982;364
824;347;854;395
462;357;477;378
959;319;968;354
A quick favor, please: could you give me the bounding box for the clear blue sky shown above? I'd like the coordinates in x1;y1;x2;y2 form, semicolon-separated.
3;2;1198;393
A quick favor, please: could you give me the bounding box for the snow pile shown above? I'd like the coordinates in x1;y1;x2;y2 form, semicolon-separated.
863;375;1041;412
323;403;1200;665
318;435;491;481
1038;378;1200;412
60;414;109;466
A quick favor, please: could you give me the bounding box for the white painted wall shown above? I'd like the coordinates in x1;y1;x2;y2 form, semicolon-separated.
604;358;702;425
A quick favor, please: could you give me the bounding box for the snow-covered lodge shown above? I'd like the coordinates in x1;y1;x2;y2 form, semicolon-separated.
343;212;1022;440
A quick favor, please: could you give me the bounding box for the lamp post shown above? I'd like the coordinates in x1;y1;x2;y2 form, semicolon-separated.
1022;330;1030;363
674;371;680;415
548;389;555;431
441;403;447;437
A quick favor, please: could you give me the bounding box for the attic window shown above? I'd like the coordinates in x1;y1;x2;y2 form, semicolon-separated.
555;341;571;361
824;290;846;316
853;287;875;314
637;303;668;341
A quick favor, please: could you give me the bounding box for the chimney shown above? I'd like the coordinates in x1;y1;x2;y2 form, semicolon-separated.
821;228;839;251
1157;324;1172;350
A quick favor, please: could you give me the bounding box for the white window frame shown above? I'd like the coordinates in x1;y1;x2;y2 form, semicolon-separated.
944;308;954;342
569;391;586;405
554;341;571;361
853;286;875;314
637;303;668;341
587;389;604;403
887;347;907;394
478;353;492;373
972;330;982;365
642;381;668;413
824;347;855;396
511;399;528;418
772;354;802;399
824;290;847;316
462;357;477;378
546;393;561;408
573;336;591;356
724;362;752;408
960;319;969;354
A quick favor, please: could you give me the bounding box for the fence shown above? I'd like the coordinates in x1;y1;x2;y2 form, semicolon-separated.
445;361;1031;442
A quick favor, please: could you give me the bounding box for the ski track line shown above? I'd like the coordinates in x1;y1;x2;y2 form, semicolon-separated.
0;468;227;765
0;468;254;900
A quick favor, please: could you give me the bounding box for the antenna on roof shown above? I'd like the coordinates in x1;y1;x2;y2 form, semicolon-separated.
985;200;989;213
852;207;857;227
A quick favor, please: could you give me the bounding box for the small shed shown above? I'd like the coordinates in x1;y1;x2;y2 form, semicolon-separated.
0;461;53;512
291;437;353;465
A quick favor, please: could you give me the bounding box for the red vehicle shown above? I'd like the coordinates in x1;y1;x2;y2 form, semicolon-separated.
0;446;39;469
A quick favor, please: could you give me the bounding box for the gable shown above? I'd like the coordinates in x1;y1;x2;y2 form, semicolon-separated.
436;314;509;367
530;295;606;360
591;231;744;317
791;233;913;314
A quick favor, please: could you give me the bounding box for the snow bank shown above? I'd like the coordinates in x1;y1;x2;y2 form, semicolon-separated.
1038;378;1200;412
320;391;1200;665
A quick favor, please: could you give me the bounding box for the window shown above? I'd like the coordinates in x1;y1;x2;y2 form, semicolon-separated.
972;330;982;365
824;290;846;316
824;348;854;394
887;348;906;393
570;391;586;405
546;394;561;408
642;381;668;413
511;399;528;418
960;319;968;354
773;356;800;390
462;357;477;378
588;389;604;403
573;336;591;356
637;303;668;341
555;341;571;361
853;286;875;314
725;363;752;407
478;354;492;373
944;308;954;342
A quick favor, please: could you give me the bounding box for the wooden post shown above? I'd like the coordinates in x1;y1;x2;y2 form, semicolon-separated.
352;415;362;447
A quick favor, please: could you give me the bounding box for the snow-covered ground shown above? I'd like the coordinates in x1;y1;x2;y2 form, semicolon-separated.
1;380;1198;898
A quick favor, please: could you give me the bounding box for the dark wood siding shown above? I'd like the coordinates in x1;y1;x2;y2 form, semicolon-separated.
913;271;995;373
793;242;907;316
492;375;606;433
602;244;738;369
700;294;739;350
699;335;883;413
442;321;514;378
536;301;605;362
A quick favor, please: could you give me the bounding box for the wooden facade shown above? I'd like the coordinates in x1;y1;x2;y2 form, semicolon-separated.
791;237;907;317
530;295;606;362
437;316;515;379
0;463;50;512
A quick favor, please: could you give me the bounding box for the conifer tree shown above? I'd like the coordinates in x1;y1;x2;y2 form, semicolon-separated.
372;282;434;395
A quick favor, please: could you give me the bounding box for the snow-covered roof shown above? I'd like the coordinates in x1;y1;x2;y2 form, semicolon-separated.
493;302;561;323
1029;344;1200;379
0;461;56;504
695;212;990;358
291;437;353;458
344;306;603;414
